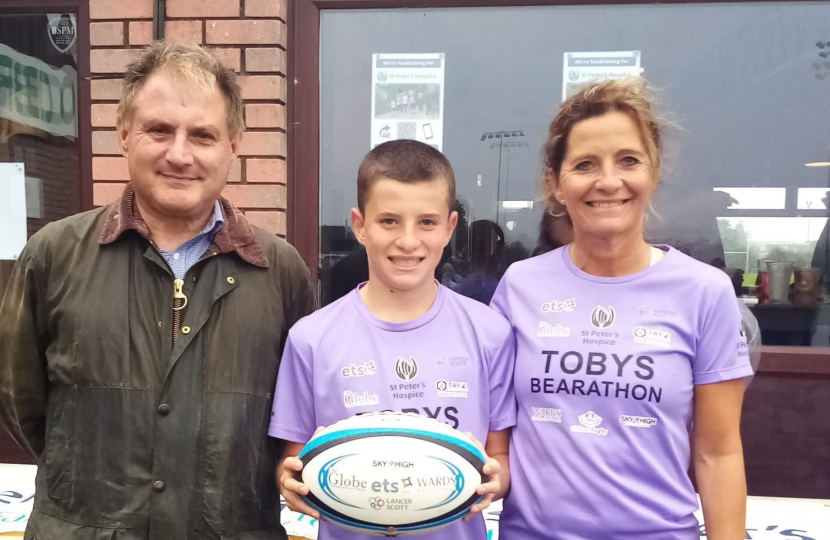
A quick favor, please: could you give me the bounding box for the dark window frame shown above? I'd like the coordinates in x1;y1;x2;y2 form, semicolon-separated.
0;0;92;211
0;0;90;465
286;0;830;373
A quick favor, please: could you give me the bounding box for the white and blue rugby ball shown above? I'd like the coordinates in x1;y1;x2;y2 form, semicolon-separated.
298;412;486;537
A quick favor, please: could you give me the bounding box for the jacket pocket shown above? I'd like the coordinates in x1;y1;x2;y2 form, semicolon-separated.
43;387;77;503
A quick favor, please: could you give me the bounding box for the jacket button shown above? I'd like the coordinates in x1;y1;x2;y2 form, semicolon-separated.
153;480;166;493
157;404;170;416
227;276;235;285
181;326;191;334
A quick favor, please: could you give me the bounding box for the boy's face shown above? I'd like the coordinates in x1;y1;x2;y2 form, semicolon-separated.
351;177;458;294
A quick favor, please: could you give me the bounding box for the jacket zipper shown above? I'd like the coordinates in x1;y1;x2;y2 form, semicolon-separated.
172;279;187;343
170;249;219;343
149;240;218;345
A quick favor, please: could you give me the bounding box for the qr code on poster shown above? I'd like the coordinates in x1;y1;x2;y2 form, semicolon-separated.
396;122;417;139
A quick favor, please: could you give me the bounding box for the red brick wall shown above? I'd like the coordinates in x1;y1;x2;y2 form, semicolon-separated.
88;0;288;236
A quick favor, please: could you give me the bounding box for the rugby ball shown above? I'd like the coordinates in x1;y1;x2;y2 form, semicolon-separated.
298;412;486;537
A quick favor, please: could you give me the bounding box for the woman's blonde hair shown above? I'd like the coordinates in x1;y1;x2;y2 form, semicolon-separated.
542;78;662;216
116;41;244;137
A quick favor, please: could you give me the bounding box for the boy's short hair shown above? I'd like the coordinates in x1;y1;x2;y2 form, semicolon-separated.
357;140;456;213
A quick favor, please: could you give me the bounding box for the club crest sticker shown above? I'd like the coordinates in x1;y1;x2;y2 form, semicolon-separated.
47;14;77;53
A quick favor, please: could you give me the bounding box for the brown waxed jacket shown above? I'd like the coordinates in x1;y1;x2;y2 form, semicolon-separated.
0;185;316;540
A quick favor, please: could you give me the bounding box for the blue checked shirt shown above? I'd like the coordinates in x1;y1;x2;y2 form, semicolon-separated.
157;201;224;279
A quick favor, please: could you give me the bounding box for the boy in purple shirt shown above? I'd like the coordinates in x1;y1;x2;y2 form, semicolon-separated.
269;140;516;540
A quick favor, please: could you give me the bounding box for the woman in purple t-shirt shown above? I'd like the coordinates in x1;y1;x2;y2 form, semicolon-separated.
490;79;753;540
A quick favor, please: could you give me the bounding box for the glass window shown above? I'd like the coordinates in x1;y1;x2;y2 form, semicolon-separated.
0;11;81;463
319;2;830;351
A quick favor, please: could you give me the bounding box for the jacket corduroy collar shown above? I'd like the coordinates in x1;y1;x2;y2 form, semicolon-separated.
98;184;269;268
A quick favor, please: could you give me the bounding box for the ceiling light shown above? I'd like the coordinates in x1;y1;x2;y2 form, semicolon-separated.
805;162;830;167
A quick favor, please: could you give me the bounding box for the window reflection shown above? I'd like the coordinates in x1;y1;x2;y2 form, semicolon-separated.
0;12;80;296
0;11;81;465
797;187;830;210
713;188;787;210
319;2;830;351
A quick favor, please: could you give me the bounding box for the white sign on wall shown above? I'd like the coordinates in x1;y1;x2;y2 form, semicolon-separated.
0;163;27;260
371;53;445;151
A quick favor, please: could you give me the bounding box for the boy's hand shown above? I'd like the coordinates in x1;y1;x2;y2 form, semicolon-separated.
279;456;321;519
462;432;501;520
279;428;327;520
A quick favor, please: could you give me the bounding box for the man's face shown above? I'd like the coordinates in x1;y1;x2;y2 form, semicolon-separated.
119;73;238;221
351;178;458;294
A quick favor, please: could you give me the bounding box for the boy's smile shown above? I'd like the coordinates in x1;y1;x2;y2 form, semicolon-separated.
390;256;424;269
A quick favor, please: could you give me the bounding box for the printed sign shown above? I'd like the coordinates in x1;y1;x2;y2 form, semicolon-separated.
562;51;641;101
371;53;445;151
0;43;78;138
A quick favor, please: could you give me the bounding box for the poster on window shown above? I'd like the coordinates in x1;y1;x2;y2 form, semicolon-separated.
371;53;445;152
0;163;27;261
0;43;78;138
562;51;641;101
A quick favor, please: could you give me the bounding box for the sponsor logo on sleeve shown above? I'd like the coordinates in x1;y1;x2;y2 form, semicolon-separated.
619;415;658;428
436;379;468;398
541;298;577;313
570;411;608;436
632;327;672;347
737;328;750;358
531;407;563;423
590;306;616;329
343;390;380;408
341;361;377;378
537;321;571;338
395;356;419;381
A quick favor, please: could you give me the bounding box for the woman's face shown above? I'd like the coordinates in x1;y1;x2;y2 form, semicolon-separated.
553;111;656;242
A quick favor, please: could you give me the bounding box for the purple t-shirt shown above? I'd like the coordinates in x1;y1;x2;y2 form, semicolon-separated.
490;245;753;540
269;283;517;540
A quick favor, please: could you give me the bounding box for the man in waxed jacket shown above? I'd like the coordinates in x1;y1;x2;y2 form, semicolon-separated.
0;42;315;539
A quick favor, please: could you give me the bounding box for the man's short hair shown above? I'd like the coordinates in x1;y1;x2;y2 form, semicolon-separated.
117;41;244;138
357;140;456;213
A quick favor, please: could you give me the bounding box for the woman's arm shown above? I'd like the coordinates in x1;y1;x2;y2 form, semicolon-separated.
693;378;747;540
